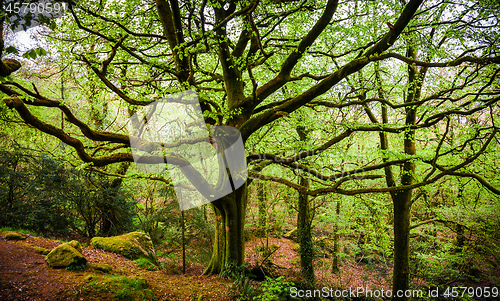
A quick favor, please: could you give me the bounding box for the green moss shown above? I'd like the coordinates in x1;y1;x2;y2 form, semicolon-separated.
32;245;50;255
133;257;158;271
68;240;83;253
66;263;86;271
0;227;38;237
90;232;156;262
3;231;26;240
91;263;112;273
45;242;87;268
83;274;156;301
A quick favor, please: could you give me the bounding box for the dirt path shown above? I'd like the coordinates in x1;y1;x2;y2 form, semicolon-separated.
0;236;78;300
0;234;232;301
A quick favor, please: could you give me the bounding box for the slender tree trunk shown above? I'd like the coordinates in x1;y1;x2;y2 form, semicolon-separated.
181;209;186;274
456;224;464;253
295;126;315;286
257;181;267;237
392;191;412;299
204;183;248;274
391;45;424;300
332;199;341;274
298;175;315;287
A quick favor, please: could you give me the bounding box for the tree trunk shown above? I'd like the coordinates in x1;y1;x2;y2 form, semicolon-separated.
392;191;412;300
332;199;341;274
456;224;464;253
390;45;422;300
181;209;186;274
204;182;248;274
257;181;267;237
298;176;315;287
294;125;315;286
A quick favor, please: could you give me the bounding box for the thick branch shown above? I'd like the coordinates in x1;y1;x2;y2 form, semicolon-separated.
240;0;424;139
252;0;339;107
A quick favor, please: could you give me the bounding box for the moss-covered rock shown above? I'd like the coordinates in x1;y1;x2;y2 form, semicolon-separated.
284;228;297;240
91;263;113;273
3;231;26;240
32;245;50;255
90;232;156;262
83;274;155;300
67;240;83;253
45;241;87;268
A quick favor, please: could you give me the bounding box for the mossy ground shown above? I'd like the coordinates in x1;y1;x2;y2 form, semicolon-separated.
81;274;156;301
3;231;26;240
31;245;50;255
0;230;232;300
133;257;159;271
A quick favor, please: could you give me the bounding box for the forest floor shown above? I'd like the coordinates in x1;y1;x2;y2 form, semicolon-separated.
0;232;232;301
1;230;498;300
0;231;395;301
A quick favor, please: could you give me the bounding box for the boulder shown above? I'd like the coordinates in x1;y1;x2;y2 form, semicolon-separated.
45;241;87;268
32;245;50;255
90;232;156;262
67;240;83;253
284;227;297;238
3;231;26;240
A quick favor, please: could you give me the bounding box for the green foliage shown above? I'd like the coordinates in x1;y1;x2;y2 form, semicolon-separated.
229;275;255;301
134;184;178;245
66;263;86;271
0;150;74;234
22;48;47;60
255;276;294;301
0;0;499;296
221;263;256;300
0;148;136;237
0;227;38;237
133;257;158;271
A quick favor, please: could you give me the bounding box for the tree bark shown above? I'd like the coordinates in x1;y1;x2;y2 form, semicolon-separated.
204;182;248;274
392;191;413;299
391;45;423;300
181;209;186;274
296;126;315;286
456;224;464;253
298;176;315;287
257;181;267;237
332;199;340;274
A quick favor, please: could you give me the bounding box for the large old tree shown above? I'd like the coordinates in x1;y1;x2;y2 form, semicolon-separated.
1;0;499;298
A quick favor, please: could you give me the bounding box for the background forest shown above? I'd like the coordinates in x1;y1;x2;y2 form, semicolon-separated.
0;0;500;300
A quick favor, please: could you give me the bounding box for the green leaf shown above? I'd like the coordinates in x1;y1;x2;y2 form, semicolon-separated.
5;46;18;54
38;14;49;25
35;48;47;56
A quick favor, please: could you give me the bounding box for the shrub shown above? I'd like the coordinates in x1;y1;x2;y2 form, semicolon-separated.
221;263;256;301
0;149;136;237
66;263;86;271
255;276;294;301
133;257;158;271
